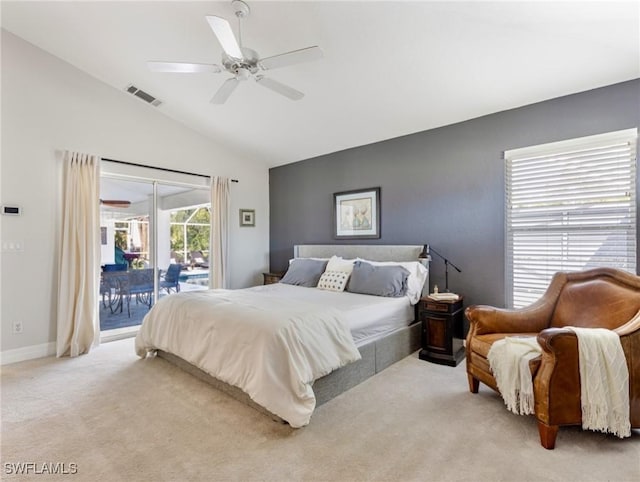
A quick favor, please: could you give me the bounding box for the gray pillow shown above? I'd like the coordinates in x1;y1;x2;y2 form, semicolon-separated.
347;261;410;297
280;258;328;287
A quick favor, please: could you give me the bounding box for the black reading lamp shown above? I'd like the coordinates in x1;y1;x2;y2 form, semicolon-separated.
419;244;461;292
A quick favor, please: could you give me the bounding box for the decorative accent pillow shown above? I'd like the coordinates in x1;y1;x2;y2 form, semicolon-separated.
325;255;355;275
317;270;350;292
347;261;410;298
280;258;328;287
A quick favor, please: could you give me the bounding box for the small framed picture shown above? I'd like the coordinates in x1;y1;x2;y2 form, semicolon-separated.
239;209;255;227
334;187;381;239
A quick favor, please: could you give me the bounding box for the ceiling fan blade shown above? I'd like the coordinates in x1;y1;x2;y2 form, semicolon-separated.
206;15;243;60
147;61;222;73
259;46;323;71
211;78;240;104
255;75;304;101
100;199;131;208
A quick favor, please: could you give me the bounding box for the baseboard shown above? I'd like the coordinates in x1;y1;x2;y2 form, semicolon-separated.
1;342;56;365
100;326;138;343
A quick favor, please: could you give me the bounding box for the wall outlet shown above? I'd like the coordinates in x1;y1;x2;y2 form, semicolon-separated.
12;321;23;334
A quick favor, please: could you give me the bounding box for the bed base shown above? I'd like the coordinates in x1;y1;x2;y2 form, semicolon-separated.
314;320;420;405
157;320;421;424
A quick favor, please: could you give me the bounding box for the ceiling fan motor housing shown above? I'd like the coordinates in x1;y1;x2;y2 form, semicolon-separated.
222;48;259;76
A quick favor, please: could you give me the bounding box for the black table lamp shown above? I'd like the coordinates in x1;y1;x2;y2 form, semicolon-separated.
419;244;461;292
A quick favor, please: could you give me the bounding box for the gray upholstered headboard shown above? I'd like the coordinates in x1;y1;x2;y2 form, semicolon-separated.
294;244;422;262
293;244;430;294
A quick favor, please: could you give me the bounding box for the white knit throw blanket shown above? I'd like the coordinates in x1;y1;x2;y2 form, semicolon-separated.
488;337;541;415
488;329;631;438
566;327;631;438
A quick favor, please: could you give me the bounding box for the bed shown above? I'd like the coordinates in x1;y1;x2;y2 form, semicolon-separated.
135;244;428;426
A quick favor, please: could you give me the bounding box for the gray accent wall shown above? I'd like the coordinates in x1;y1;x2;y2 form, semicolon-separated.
269;79;640;309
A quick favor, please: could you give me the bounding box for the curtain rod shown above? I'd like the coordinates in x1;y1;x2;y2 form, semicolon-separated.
101;157;239;183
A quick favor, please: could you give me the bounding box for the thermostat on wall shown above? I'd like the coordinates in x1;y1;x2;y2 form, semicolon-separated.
2;205;21;216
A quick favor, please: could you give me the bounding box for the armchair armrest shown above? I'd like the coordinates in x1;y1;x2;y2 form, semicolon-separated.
465;304;552;336
534;327;582;426
615;309;640;336
537;316;639;377
536;327;579;352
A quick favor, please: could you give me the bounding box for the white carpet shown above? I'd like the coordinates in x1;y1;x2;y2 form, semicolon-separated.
2;338;639;481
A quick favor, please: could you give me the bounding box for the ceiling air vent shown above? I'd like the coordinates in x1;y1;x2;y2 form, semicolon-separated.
125;84;162;107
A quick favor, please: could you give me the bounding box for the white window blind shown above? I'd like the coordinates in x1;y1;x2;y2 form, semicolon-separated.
505;129;638;308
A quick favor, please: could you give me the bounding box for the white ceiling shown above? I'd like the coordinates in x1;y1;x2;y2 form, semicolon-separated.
100;177;185;205
2;1;639;167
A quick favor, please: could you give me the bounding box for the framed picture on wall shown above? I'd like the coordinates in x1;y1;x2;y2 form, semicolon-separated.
333;187;380;239
239;209;255;227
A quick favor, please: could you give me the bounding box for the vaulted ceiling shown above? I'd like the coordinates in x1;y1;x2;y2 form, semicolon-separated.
2;1;639;167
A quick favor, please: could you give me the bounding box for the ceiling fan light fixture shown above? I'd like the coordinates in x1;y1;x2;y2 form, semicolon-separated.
235;67;250;81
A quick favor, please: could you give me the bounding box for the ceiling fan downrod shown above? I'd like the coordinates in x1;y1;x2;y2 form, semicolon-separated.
232;0;250;48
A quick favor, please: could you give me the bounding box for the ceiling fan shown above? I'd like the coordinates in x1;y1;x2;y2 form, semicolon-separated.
100;199;131;208
147;0;323;104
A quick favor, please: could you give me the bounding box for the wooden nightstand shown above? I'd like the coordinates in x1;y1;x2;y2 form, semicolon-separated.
418;296;465;366
262;272;285;285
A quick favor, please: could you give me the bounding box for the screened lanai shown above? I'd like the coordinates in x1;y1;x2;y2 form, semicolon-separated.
99;176;211;333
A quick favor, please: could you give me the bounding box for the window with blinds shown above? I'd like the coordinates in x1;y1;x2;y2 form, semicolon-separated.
505;128;638;308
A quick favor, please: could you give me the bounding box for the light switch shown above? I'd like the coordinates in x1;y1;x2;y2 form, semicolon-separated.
2;240;24;252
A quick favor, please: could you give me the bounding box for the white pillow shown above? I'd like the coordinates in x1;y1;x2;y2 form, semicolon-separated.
317;270;350;292
325;255;355;275
356;258;427;305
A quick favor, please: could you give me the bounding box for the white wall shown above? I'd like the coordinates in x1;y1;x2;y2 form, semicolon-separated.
0;30;270;358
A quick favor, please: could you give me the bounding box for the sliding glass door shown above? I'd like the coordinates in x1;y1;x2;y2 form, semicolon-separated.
99;177;154;333
99;174;210;335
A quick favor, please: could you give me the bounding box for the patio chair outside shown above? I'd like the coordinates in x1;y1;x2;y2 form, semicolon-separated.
123;268;154;317
190;250;209;269
170;250;190;269
101;264;128;312
160;264;182;294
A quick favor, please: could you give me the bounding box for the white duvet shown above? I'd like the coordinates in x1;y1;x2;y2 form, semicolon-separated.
135;288;361;427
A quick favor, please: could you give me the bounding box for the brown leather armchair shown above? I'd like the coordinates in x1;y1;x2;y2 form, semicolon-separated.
465;267;640;449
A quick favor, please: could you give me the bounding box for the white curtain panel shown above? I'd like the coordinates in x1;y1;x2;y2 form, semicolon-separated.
210;177;230;288
56;151;101;357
